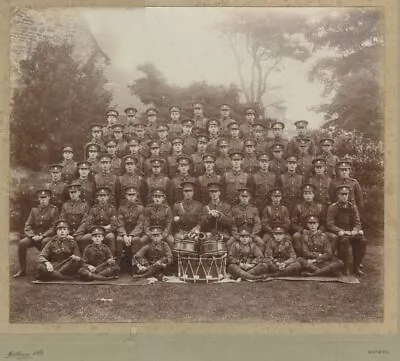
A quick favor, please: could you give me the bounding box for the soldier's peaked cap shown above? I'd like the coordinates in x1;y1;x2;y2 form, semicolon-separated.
123;154;138;164
99;154;112;161
77;161;91;168
172;137;184;145
106;109;119;117
86;143;100;151
307;215;319;223
96;186;111;195
177;155;191;164
245;108;256;115
61;145;73;152
36;188;52;197
150;158;163;166
146;107;159;114
181;181;196;190
91;226;105;235
124;107;137;113
151;188;165;197
271;121;285;129
229;151;244;159
206;118;221;127
286;155;298;163
271;143;284;151
272;226;285;234
207;182;222;191
238;228;251;235
320;138;334;145
169;105;181;112
55;219;70;229
269;188;283;196
302;184;316;192
294;120;308;127
237;188;251;196
49;164;63;172
111;123;125;130
312;157;326;166
257;153;270;161
336;185;350;193
67;181;81;190
124;186;138;194
202;153;216;162
150;225;164;233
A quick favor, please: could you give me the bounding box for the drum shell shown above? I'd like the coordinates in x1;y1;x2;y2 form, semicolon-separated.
174;239;197;255
177;254;227;282
201;239;226;256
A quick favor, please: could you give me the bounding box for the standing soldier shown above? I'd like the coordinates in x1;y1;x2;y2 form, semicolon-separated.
307;157;334;207
251;153;278;214
94;154;120;205
103;109;119;142
218;103;235;136
60;145;77;184
85;123;105;154
118;155;147;205
181;118;197;154
287;120;315;156
143;140;168;177
252;122;268;155
228;188;263;248
74;161;96;206
134;120;150;158
85;143;101;175
227;121;244;153
326;185;366;276
167;137;186;178
36;220;83;281
124;107;137;141
220;151;252;206
278;156;303;213
126;138;145;175
170;155;198;203
167;105;183;139
13;189;59;278
191;133;209;176
317;138;340;178
242;139;259;175
215;138;232;175
269;144;287;176
46;164;68;210
145;107;160;140
111;123;128;158
296;138;314;179
206;118;221;154
192;101;208;136
104;139;122;176
124;106;137;123
157;124;173;158
145;158;174;206
269;121;289;156
197;154;221;204
240;108;256;139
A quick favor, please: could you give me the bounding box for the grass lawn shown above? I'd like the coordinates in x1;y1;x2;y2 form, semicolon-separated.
9;236;383;323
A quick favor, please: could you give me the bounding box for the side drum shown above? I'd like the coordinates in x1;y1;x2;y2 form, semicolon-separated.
173;238;197;255
201;238;227;256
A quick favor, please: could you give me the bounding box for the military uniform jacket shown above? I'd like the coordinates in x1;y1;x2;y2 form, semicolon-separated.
239;122;254;139
82;243;113;267
317;152;339;178
261;204;291;233
291;201;325;233
110;155;122;176
200;201;233;233
253;136;267;155
193;116;208;135
219;117;234;136
167;153;187;178
228;137;244;153
297;154;314;178
78;203;118;234
74;177;96;206
84;139;106;154
87;159;102;175
135;240;173;266
330;177;364;210
301;230;332;260
24;205;59;238
118;174;146;204
231;204;261;238
60;200;90;234
167;121;183;140
38;236;80;265
94;172;119;203
287;135;316;157
206;135;220;154
115;140;128;158
171;175;198;203
145;175;174;205
143;203;172;238
251;171;277;204
146;122;160;140
268;136;289;156
46;180;68;209
117;202;144;236
172;200;203;232
220;170;251;204
326;201;361;233
307;174;334;206
198;172;221;204
138;137;150;158
191;152;206;176
143;157;168;178
278;172;303;202
125;151;145;175
182;134;197;155
228;241;264;265
268;158;287;176
264;235;296;262
242;154;259;175
158;139;172;159
61;159;78;183
215;155;232;175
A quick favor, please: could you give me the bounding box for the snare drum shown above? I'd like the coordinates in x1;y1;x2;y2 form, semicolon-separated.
174;239;197;255
201;238;226;256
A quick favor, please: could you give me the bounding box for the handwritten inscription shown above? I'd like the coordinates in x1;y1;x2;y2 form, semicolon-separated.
4;350;43;360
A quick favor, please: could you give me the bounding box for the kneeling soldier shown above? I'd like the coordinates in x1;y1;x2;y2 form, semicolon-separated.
78;226;120;281
36;220;82;281
297;215;344;277
227;228;268;280
132;225;173;279
264;226;302;277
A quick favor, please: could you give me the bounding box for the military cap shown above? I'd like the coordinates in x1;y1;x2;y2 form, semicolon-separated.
336;185;350;193
245;108;256;115
269;188;283;197
312;157;326;166
111;123;125;131
124;107;137;114
202;154;216;162
146;107;159;115
36;188;52;198
272;226;285;234
298;137;311;146
252;122;265;129
106;109;119;117
99;154;112;162
177;155;191;165
150;158;163;167
90;124;103;131
124;186;138;195
67;181;81;190
148;140;160;149
192;101;204;108
169;105;181;113
206;118;221;128
150;225;164;233
271;121;285;130
196;133;209;142
244;139;256;146
294;120;308;128
105;139;117;147
302;184;316;193
55;219;70;229
96;186;111;195
127;138;140;146
182;118;194;126
123;155;138;164
238;228;251;236
86;143;100;152
151;188;165;197
257;153;270;161
61;145;73;153
91;226;105;235
271;143;284;152
49;164;63;172
134;120;146;129
228;121;240;129
306;215;320;223
286;155;298;163
77;161;91;169
319;138;334;146
337;160;352;169
229;151;244;159
157;124;170;132
237;188;251;196
181;181;196;190
207;182;222;192
172;137;184;145
219;104;230;110
217;138;228;146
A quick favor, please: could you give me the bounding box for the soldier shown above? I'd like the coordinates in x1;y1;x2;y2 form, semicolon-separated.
291;184;325;257
74;161;96;206
78;226;120;281
85;123;106;154
218;103;235;136
172;181;202;242
104;139;122;176
331;159;364;211
227;121;244;153
327;185;366;276
118;155;147;205
126;138;145;175
297;215;344;277
167;137;186;178
13;189;59;278
317;138;340;178
261;188;291;245
240;108;256;139
170;156;198;203
141;189;174;248
75;186;118;256
200;182;232;241
197;154;221;204
94;154;119;205
242;139;259;175
60;182;90;237
307;157;334;207
269;143;287;176
103;109;119;142
296;138;314;178
60;145;77;183
145;107;160;140
143;140;169;177
46;164;68;210
263;226;302;277
192;101;208;136
36;220;83;281
191;133;209;176
228;188;263;248
167;105;183;139
206;118;221;154
215;138;232;175
124;107;137;140
287;120;315;156
278;156;303;212
251;122;268;155
269;121;289;156
227;228;268;280
251;153;278;214
116;187;145;266
134;121;150;158
181;118;197;154
111;123;128;158
157;124;173;158
85;143;101;175
145;158;174;205
132;225;173;279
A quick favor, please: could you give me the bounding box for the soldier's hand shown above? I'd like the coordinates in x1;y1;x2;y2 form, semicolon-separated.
32;235;41;241
104;225;111;231
351;230;358;236
107;258;116;266
67;235;74;241
71;255;81;261
173;216;180;222
123;235;131;246
359;230;364;236
338;230;345;236
45;262;53;272
88;265;96;273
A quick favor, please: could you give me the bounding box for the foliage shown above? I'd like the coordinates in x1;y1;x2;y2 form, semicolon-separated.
10;41;112;169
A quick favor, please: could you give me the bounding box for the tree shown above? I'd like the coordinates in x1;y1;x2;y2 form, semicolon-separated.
11;41;112;169
306;9;383;140
216;11;311;115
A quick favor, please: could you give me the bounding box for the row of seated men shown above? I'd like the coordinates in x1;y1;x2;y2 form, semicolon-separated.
13;180;366;280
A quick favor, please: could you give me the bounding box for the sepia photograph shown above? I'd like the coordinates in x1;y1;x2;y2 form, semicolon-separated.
8;6;384;324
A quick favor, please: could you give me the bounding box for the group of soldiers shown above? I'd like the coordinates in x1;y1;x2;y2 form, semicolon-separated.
12;102;367;281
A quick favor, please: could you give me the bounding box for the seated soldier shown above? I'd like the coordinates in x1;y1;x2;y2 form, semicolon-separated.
13;188;59;278
297;215;344;277
78;226;120;281
227;228;268;281
36;220;83;281
132;225;173;279
263;226;302;277
141;189;174;248
228;188;263;248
